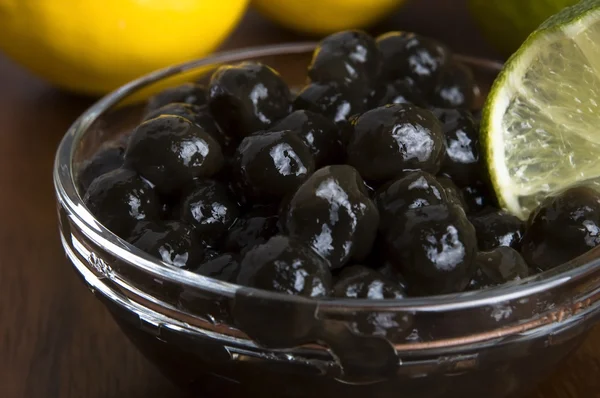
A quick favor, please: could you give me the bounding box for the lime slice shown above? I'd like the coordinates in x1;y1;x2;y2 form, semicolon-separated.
482;0;600;220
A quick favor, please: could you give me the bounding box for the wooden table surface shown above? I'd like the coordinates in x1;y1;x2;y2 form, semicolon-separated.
1;1;600;397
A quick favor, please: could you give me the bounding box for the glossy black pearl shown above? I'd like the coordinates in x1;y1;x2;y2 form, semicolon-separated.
377;262;409;290
143;103;232;151
377;31;450;93
180;179;239;243
190;253;240;283
145;82;207;113
437;176;469;211
222;209;279;255
293;81;367;127
78;142;125;194
375;171;447;232
269;110;342;167
208;62;291;138
83;168;160;238
237;235;332;297
461;179;496;214
333;265;405;299
469;247;529;290
521;186;600;271
347;104;445;181
432;108;481;187
470;210;524;251
202;249;224;263
334;264;412;341
128;220;205;269
361;84;388;111
430;61;478;109
308;30;382;90
285;165;379;269
232;130;315;202
384;204;477;295
125;115;224;194
377;79;426;107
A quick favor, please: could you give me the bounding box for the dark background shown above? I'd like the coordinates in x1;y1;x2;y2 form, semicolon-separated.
1;2;599;397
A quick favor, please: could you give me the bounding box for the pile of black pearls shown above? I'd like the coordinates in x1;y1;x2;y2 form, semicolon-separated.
80;30;600;300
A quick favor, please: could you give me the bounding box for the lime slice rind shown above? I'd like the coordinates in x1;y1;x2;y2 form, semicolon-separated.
482;1;600;220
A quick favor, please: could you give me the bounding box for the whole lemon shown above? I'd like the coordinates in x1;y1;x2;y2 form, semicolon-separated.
0;0;249;95
468;0;578;55
252;0;406;36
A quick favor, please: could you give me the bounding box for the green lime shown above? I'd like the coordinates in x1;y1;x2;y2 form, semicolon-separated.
468;0;579;55
482;0;600;220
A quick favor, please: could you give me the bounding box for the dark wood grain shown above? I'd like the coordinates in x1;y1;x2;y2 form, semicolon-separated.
0;1;598;398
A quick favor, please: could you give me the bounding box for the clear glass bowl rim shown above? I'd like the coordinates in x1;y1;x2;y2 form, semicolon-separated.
53;41;600;313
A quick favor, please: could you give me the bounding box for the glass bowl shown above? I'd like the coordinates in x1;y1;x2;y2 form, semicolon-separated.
54;43;600;398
